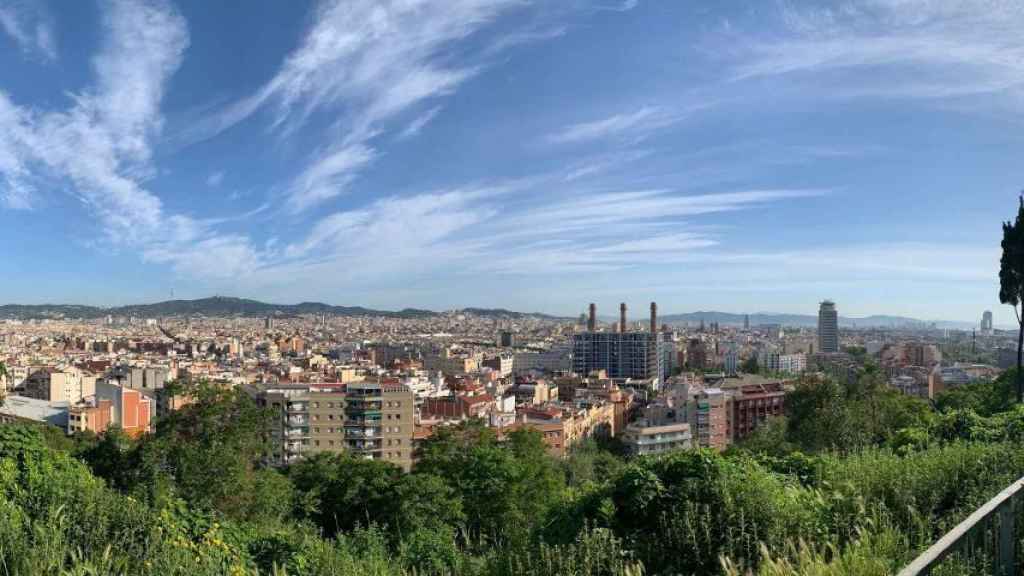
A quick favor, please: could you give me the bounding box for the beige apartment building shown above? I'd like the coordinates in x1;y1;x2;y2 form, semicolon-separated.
23;366;96;403
258;381;415;471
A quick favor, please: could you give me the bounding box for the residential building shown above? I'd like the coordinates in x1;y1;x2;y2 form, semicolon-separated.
687;387;730;450
686;338;707;370
621;420;692;456
779;353;806;374
24;366;96;404
258;381;415;471
68;381;152;437
730;382;785;441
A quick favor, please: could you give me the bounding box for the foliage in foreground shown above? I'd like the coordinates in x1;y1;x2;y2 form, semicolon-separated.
3;371;1024;575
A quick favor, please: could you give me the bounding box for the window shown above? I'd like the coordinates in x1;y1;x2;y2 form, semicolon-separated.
328;414;334;420
328;402;334;408
312;402;319;408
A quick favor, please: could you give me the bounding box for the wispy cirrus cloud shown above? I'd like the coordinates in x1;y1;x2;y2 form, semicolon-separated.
396;106;443;141
0;0;265;279
184;0;532;213
720;0;1024;104
0;2;56;61
259;183;823;288
545;105;693;145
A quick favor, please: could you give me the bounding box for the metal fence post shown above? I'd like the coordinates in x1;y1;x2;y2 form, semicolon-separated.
998;498;1016;576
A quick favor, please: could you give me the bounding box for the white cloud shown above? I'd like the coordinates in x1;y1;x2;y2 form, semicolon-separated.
288;143;375;212
0;0;265;279
546;106;689;145
258;183;822;290
563;149;653;181
0;3;56;61
396;106;442;140
206;170;224;187
186;0;556;213
721;0;1024;104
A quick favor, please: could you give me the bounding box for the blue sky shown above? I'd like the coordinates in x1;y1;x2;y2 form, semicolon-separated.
0;0;1020;323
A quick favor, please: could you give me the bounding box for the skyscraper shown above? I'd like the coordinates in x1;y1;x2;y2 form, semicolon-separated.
981;310;993;334
818;301;839;354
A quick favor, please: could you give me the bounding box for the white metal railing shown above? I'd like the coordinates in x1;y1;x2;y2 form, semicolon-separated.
898;476;1024;576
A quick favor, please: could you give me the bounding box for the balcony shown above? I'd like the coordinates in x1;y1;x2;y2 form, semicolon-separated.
346;400;383;410
347;439;382;451
284;428;307;439
345;428;381;439
287;403;308;413
899;476;1024;576
287;416;308;426
345;416;382;425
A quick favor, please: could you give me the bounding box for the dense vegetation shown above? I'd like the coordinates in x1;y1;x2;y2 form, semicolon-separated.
1;369;1024;575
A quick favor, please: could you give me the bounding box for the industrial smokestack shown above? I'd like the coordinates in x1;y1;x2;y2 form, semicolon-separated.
650;302;657;334
588;303;596;332
620;303;628;333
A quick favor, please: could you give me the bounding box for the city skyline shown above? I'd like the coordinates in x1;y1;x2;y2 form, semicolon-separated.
0;1;1020;322
0;294;1008;329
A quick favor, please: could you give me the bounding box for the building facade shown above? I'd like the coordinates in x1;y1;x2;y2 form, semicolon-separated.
258;381;415;470
621;421;692;456
818;300;839;354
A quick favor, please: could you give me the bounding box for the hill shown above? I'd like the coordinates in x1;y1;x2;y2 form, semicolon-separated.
0;297;560;321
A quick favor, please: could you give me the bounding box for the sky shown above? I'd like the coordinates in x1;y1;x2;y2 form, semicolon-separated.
0;0;1021;324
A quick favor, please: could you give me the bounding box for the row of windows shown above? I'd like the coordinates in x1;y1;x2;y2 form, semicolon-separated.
312;413;344;420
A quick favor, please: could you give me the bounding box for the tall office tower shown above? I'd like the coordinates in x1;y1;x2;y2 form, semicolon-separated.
818;300;839;354
981;310;993;334
264;316;274;330
744;314;750;330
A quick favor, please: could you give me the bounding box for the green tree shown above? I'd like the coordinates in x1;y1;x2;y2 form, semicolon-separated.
79;425;136;491
289;451;403;536
131;380;292;523
1000;194;1024;403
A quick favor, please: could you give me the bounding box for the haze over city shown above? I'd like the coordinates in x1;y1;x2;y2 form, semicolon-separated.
0;0;1018;323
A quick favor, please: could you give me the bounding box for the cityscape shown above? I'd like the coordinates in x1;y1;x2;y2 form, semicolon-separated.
2;0;1024;575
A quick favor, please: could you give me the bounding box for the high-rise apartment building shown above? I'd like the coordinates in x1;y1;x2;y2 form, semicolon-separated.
258;381;414;470
572;302;664;383
818;300;839;354
981;310;994;334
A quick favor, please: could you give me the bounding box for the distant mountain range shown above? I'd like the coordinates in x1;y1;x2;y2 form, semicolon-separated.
657;311;977;330
0;297;983;329
0;297;559;321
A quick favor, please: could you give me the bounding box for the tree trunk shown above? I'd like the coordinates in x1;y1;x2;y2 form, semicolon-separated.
1018;317;1023;404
